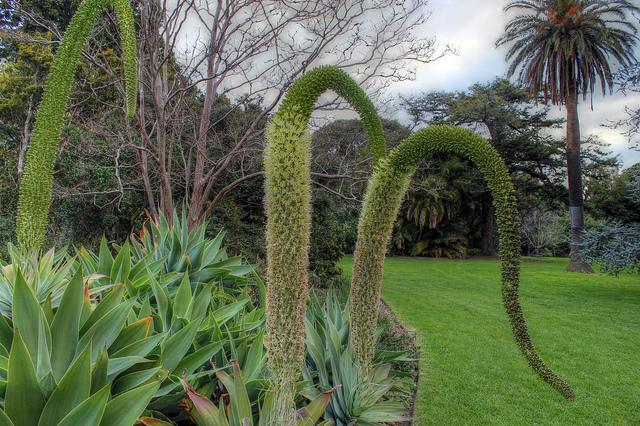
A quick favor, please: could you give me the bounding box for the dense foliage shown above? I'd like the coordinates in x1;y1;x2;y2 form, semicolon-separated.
582;222;640;274
583;163;640;274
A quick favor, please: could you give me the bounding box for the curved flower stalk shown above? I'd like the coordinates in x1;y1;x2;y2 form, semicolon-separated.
264;66;386;424
16;0;137;252
349;125;575;400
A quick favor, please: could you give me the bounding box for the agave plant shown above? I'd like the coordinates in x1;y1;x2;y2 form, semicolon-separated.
143;270;266;418
303;293;409;425
0;251;266;425
77;238;169;297
130;212;255;292
74;215;268;422
0;244;76;316
177;360;334;426
77;212;262;303
0;267;166;425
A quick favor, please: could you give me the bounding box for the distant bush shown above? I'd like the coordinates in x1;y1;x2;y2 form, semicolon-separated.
582;222;640;275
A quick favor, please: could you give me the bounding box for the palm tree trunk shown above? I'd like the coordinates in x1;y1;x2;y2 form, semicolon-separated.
565;83;592;273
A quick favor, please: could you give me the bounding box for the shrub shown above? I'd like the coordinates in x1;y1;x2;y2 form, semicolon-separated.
78;212;260;301
179;360;334;426
76;213;267;419
0;244;75;315
582;221;640;275
1;215;267;425
0;268;164;425
303;292;410;425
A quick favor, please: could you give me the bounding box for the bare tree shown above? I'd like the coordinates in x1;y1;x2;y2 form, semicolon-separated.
6;0;449;228
133;0;448;227
521;207;565;256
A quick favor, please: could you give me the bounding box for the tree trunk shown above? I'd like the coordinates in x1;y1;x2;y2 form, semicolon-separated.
480;192;496;256
565;83;592;273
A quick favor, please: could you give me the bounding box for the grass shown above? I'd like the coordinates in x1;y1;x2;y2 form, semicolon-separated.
339;256;639;425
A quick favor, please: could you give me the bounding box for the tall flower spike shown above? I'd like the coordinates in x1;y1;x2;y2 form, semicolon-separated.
264;66;386;425
16;0;137;252
350;125;575;400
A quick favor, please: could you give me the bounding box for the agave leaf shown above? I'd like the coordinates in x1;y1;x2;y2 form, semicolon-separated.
0;315;13;353
112;367;162;394
371;364;392;384
355;401;408;423
216;361;253;426
128;251;154;281
242;331;265;381
296;389;334;426
182;378;221;426
78;299;134;362
12;269;49;362
212;299;249;327
80;284;125;334
138;295;153;319
226;265;253;278
91;349;109;394
172;273;192;321
111;333;165;358
150;275;170;332
211;257;242;269
57;384;111;426
5;332;46;426
250;267;266;309
106;356;150;379
80;282;92;326
188;286;211;323
160;319;200;373
50;266;84;381
174;341;223;376
100;380;161;426
38;344;91;426
0;409;13;426
42;296;54;324
109;316;153;354
97;237;114;276
110;242;131;285
35;315;52;381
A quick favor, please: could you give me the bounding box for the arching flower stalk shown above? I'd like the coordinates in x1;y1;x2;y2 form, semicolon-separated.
350;125;575;400
16;0;137;252
263;66;386;424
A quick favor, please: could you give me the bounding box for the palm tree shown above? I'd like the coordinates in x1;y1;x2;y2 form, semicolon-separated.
497;0;639;272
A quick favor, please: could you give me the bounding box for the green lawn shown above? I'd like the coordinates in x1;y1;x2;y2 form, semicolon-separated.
339;256;639;425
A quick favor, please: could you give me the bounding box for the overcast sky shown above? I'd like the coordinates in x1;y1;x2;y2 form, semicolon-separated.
389;0;640;168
